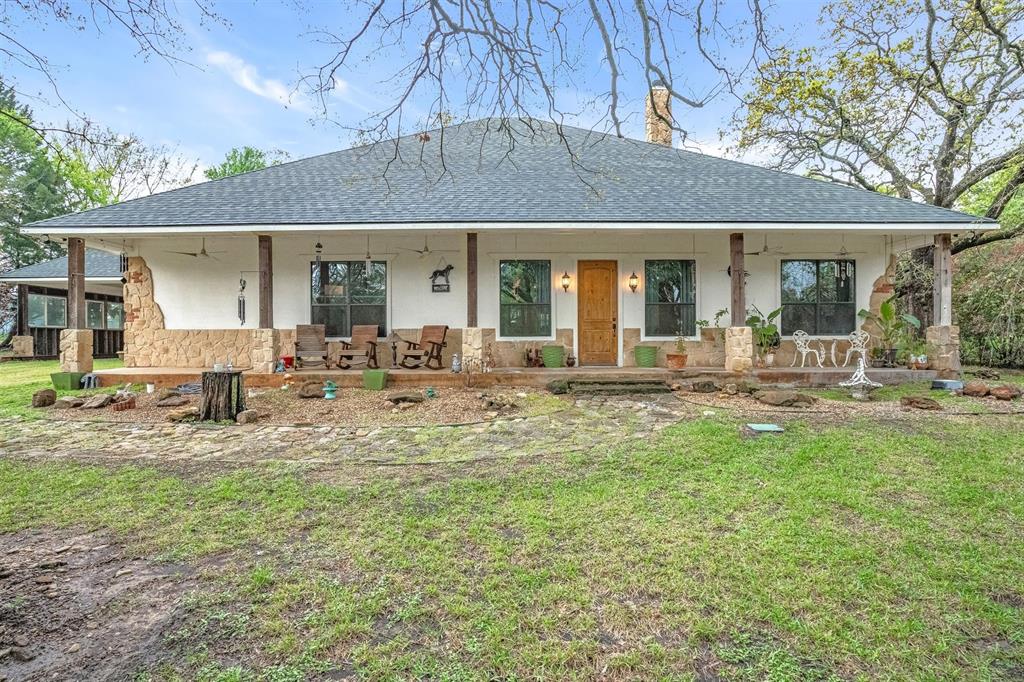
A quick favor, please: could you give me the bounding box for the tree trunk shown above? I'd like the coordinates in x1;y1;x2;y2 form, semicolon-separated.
200;371;245;422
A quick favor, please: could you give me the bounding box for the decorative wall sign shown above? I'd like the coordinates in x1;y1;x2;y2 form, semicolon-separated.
429;261;454;292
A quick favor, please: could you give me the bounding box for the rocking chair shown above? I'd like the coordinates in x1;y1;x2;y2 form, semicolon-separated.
843;330;871;368
398;325;449;370
295;324;329;368
791;330;824;368
337;325;380;370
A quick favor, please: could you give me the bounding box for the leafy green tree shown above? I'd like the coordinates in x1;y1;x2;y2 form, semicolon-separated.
204;147;288;180
737;0;1024;254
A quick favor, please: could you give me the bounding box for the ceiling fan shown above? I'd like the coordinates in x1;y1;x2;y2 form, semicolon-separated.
166;238;226;260
397;236;458;259
745;235;788;256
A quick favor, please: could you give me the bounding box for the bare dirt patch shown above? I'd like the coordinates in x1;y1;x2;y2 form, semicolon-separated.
0;528;195;682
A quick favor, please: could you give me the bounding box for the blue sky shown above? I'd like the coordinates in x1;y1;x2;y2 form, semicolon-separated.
8;1;825;174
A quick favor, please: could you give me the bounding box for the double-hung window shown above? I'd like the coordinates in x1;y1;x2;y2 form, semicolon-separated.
781;259;856;335
499;260;551;337
644;260;696;336
311;261;387;337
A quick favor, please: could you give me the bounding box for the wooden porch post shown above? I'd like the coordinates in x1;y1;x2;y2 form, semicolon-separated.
467;232;478;327
729;233;745;326
933;233;952;326
16;283;29;336
67;237;86;329
258;235;273;328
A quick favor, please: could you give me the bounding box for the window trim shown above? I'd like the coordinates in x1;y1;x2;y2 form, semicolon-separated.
309;260;389;339
27;293;67;329
643;258;699;339
779;258;858;337
497;259;554;340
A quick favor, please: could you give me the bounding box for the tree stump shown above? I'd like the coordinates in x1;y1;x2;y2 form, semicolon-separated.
200;371;245;422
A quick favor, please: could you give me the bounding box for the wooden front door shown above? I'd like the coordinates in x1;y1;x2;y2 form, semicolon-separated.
577;260;618;366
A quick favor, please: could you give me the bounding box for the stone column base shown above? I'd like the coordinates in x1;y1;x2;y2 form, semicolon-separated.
59;329;93;373
11;335;33;358
725;326;754;373
251;328;280;374
926;325;961;378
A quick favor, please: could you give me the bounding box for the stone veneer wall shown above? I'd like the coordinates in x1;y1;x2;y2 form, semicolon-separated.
724;326;754;372
622;328;726;367
11;335;33;358
926;325;961;377
463;328;575;367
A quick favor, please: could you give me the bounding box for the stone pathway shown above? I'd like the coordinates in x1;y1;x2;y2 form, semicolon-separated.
0;396;693;469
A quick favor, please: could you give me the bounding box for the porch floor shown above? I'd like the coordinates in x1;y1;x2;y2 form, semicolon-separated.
91;365;937;389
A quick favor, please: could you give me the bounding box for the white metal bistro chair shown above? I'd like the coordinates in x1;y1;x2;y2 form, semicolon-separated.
791;330;825;367
843;330;871;368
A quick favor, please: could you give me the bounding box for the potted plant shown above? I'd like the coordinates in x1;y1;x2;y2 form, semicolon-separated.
698;308;730;344
858;296;920;368
869;347;886;368
899;335;929;369
666;329;688;369
746;305;783;367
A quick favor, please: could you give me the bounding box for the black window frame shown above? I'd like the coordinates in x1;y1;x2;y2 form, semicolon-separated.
644;259;697;337
310;260;388;338
499;259;552;338
780;259;857;335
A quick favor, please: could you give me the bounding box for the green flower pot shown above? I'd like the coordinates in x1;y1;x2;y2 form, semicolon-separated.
633;346;659;368
362;369;389;390
51;372;86;390
541;345;565;368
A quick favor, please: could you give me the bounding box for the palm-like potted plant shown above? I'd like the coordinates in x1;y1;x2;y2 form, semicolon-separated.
746;305;783;367
858;296;920;368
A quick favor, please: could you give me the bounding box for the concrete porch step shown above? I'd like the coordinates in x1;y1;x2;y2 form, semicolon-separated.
568;378;672;395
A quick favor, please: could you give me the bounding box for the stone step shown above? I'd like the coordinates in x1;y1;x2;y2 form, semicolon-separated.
570;381;672;396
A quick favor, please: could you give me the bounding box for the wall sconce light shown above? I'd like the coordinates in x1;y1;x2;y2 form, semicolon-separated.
628;271;639;293
561;271;572;292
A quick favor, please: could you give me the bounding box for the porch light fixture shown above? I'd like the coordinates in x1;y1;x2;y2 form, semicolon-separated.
561;271;571;292
628;271;639;292
314;240;323;268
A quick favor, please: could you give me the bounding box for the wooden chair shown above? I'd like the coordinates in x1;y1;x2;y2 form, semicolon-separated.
337;325;380;369
398;325;449;370
295;324;328;368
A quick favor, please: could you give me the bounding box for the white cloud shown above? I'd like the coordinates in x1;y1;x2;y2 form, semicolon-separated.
207;50;307;111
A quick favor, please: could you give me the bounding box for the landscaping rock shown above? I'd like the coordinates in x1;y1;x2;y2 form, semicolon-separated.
54;396;84;409
156;395;191;407
80;394;112;410
155;387;180;402
973;368;1001;380
691;380;718;394
166;406;199;423
900;396;942;411
990;384;1022;401
297;380;324;399
481;394;516;410
962;380;990;397
546;379;569;395
755;390;817;407
387;390;425;404
235;409;259;424
31;388;56;408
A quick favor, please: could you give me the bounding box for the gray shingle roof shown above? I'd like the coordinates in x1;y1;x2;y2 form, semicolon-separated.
26;119;987;229
0;249;122;280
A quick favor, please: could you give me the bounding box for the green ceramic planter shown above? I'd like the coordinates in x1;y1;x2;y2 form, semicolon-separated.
541;345;565;368
50;372;86;390
362;369;389;390
633;346;659;368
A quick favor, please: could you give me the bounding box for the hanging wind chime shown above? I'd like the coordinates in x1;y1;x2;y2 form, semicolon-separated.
237;276;247;326
119;241;129;284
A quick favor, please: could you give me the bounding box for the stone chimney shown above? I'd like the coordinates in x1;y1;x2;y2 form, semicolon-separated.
645;81;672;146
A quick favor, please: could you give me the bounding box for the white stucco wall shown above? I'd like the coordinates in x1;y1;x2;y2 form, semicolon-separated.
131;229;933;363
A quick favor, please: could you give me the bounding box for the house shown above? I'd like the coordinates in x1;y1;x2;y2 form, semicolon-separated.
1;249;125;359
20;87;989;380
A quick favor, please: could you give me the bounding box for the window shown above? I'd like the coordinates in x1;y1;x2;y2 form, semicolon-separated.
499;260;551;337
106;302;125;330
781;259;856;335
645;260;696;336
27;293;66;328
87;301;105;329
310;261;387;337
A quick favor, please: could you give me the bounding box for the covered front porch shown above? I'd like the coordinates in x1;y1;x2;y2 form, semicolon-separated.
51;225;961;381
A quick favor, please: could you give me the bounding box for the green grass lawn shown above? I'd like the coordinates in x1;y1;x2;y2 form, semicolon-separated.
0;358;123;418
1;412;1022;679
